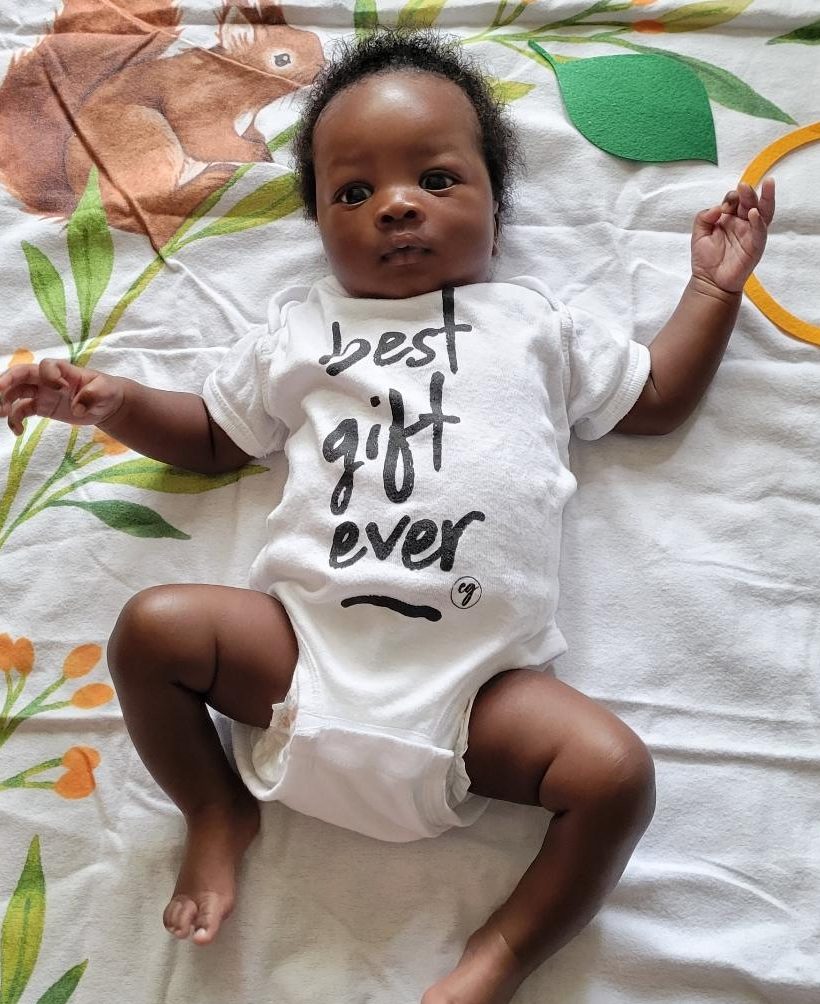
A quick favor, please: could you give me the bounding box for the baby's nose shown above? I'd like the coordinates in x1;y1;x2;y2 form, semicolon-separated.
376;190;424;226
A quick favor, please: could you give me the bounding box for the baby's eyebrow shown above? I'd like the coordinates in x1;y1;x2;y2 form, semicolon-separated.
323;148;466;173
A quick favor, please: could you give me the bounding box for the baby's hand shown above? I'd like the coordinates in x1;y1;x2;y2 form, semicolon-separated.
691;178;775;294
0;358;124;436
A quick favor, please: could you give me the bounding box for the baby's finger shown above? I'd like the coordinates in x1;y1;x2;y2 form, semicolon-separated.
0;383;38;416
748;207;768;242
693;205;722;238
71;373;116;419
38;357;70;391
736;182;757;221
8;396;36;436
0;363;39;397
721;189;739;212
757;176;776;225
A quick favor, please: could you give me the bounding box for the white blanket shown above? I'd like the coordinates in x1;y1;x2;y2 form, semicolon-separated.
1;1;818;1001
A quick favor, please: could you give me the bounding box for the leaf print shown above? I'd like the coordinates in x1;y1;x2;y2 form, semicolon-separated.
397;0;447;29
179;174;301;246
65;168;114;346
487;78;536;103
0;841;86;1002
77;457;268;494
34;962;88;1004
354;0;380;36
45;499;190;540
768;20;820;45
636;0;754;32
622;41;796;123
19;243;70;350
0;837;45;1004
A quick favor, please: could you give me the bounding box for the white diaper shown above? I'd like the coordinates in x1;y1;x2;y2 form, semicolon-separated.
231;664;489;843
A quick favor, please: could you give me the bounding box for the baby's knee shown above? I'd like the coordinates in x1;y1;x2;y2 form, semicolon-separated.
108;585;188;669
549;723;655;833
592;728;656;832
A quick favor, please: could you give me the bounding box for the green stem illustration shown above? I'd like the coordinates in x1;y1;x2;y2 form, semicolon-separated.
0;125;297;551
0;676;69;749
0;759;62;792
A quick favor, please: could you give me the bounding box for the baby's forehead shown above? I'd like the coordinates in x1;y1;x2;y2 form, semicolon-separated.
314;71;482;152
322;70;477;122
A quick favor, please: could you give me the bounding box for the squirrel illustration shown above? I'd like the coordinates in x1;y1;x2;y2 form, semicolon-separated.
0;1;325;250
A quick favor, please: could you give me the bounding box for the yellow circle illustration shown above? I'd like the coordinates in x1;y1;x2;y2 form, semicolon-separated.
741;122;820;347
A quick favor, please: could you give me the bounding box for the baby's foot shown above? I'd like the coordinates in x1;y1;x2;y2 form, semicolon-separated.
421;924;529;1004
163;794;260;945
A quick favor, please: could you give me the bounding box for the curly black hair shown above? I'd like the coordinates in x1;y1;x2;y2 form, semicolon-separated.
291;29;523;229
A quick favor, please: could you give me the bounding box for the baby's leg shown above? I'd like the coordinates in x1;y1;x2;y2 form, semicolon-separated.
423;669;655;1004
107;584;297;944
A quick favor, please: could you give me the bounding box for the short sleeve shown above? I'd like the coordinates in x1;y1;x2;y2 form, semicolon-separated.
202;323;288;459
560;302;650;441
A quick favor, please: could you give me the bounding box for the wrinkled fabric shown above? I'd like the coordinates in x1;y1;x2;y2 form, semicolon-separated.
0;2;818;1002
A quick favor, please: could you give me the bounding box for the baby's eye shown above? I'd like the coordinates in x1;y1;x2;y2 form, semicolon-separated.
421;172;456;191
338;184;372;205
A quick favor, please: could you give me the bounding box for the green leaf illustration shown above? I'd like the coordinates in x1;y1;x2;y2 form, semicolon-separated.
529;43;716;163
623;41;796;124
180;174;301;245
34;961;87;1004
80;457;268;494
768;19;820;44
354;0;379;36
20;243;70;350
487;78;536;104
647;0;754;32
266;123;298;155
46;499;190;539
66;167;114;344
397;0;446;28
1;837;45;1004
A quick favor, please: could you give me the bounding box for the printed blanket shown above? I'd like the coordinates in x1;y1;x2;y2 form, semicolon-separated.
0;2;818;1001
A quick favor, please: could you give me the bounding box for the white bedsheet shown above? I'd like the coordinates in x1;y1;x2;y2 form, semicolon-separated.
1;1;818;1001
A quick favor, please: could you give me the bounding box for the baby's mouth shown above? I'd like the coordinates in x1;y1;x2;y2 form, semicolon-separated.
382;238;430;265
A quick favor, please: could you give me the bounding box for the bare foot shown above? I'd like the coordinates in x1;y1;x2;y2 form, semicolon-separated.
421;924;530;1004
163;794;260;945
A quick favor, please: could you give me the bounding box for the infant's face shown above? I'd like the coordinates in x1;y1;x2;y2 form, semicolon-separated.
313;71;498;299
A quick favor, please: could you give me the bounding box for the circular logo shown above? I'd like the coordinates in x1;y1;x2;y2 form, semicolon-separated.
450;576;482;609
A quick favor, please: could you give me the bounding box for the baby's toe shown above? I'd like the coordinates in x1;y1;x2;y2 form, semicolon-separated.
192;892;232;945
164;895;197;939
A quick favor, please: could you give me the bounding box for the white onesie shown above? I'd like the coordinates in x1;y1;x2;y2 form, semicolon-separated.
202;275;650;842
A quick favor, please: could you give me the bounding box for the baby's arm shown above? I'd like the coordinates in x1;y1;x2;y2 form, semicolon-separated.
0;359;250;474
615;179;775;435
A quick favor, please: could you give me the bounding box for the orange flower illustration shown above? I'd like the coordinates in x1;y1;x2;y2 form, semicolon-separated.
70;683;115;709
0;634;34;675
634;19;665;32
1;746;103;798
91;429;128;455
0;637;111;798
62;643;102;679
631;0;657;6
54;746;101;799
9;348;34;367
0;635;115;778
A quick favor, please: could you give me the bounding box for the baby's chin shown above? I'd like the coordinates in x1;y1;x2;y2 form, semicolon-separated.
339;261;495;300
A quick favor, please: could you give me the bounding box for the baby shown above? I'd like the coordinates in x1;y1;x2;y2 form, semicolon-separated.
0;29;774;1004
